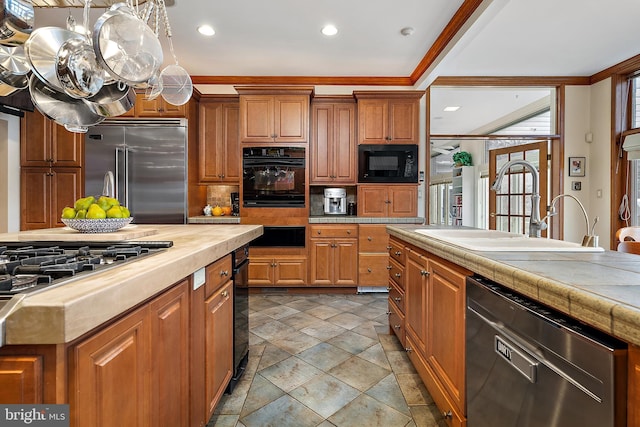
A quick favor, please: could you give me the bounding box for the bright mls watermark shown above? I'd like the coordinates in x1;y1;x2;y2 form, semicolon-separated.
0;405;69;426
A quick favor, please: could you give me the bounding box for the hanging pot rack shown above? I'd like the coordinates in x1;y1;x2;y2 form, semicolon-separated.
30;0;174;7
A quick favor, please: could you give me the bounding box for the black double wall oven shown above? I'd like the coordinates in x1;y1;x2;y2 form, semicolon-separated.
242;146;306;208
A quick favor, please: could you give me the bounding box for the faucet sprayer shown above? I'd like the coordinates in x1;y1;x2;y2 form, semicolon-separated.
491;159;543;238
541;194;598;247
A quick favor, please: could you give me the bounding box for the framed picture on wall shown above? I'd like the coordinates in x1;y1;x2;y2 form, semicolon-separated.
569;157;585;177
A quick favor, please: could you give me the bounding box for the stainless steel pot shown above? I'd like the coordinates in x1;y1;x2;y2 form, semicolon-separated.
56;37;105;99
92;3;163;85
82;82;135;117
0;67;26;95
0;0;34;46
29;74;104;133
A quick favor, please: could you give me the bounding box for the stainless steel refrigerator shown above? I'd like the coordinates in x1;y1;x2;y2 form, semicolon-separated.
84;118;188;224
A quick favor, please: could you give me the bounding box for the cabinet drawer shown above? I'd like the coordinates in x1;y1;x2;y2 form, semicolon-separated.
358;253;389;286
388;300;405;346
388;258;404;289
388;280;404;314
388;238;405;265
310;225;358;238
205;255;232;297
358;224;389;253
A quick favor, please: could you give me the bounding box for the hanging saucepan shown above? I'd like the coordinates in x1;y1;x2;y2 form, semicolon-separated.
0;44;28;75
29;74;105;134
24;26;85;92
56;37;105;99
92;3;163;86
0;0;34;47
83;81;135;117
0;66;26;96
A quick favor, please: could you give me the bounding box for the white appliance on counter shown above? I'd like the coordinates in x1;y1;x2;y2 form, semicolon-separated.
324;188;347;215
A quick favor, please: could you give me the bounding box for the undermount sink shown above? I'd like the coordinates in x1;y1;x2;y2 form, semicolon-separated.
414;228;604;252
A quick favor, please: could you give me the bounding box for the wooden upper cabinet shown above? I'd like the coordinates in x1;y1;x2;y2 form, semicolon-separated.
358;184;417;217
133;93;187;117
354;91;423;145
198;98;240;183
310;98;356;184
236;86;313;143
21;109;83;167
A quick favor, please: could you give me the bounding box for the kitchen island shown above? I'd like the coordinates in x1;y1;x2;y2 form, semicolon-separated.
0;224;262;427
387;224;640;427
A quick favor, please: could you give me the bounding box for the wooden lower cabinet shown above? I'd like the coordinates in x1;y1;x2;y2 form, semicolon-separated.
248;255;307;286
629;345;640;427
390;237;470;427
358;224;390;287
0;356;43;403
309;225;358;287
205;280;233;420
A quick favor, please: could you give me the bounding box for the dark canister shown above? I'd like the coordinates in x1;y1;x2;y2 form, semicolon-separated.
347;202;356;216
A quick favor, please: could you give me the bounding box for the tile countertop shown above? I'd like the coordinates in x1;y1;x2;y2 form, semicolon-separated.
387;224;640;347
0;224;263;345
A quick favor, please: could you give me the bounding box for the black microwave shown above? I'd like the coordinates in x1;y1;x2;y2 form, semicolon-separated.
358;144;418;183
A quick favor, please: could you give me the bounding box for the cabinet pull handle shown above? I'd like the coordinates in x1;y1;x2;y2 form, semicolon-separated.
442;411;452;420
386;246;392;250
271;262;277;267
220;270;229;277
394;251;401;256
394;324;401;329
386;265;392;270
420;270;429;276
386;311;392;315
221;290;229;298
393;297;401;302
394;273;401;278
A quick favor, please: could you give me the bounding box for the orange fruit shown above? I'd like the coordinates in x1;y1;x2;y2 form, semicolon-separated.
221;206;232;216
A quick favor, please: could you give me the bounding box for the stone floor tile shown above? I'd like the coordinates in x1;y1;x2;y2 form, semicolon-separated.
365;373;411;416
249;297;281;311
279;311;322;330
300;320;347;341
250;319;298;341
206;414;239;427
296;342;353;371
326;312;368;330
305;304;343;320
328;394;412;427
328;298;364;312
239;373;285;418
328;356;390;391
248;331;264;346
289;373;360;418
269;330;321;354
258;304;300;320
396;373;433;405
241;395;324;427
409;404;447;427
285;298;325;312
386;350;418;374
351;320;385;340
259;356;323;393
358;343;391;369
378;334;405;352
256;344;292;371
327;330;377;354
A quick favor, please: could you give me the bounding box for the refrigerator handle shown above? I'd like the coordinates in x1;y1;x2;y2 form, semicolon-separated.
124;147;130;208
115;147;123;203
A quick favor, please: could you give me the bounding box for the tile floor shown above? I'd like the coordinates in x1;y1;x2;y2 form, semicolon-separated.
208;292;447;427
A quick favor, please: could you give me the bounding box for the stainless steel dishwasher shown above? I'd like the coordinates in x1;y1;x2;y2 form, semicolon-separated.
466;275;627;427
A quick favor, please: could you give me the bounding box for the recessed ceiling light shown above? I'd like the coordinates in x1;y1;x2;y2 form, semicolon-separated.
197;25;215;36
443;106;460;112
400;27;414;36
321;24;338;36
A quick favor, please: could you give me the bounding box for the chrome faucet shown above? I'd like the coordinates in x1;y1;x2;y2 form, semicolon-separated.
542;194;599;247
491;159;544;238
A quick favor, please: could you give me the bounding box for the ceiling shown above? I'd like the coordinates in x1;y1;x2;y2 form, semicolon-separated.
30;0;640;135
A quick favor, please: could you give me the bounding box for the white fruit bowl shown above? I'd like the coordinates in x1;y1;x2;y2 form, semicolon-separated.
61;217;133;233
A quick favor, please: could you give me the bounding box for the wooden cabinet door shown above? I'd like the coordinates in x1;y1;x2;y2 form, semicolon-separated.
358;99;388;144
205;280;233;419
333;103;356;182
248;256;275;286
135;95;186;117
389;99;419;144
333;239;358;286
274;95;308;143
273;257;307;286
310;103;332;182
71;306;150;427
629;345;640;427
51;168;83;228
388;185;417;217
0;356;43;403
199;101;240;183
405;248;428;356
358;253;389;286
427;258;466;413
388;294;405;346
21;110;49;166
149;280;190;427
20;168;50;230
310;102;355;183
309;240;333;286
240;96;274;142
52;123;83;167
358;185;387;217
358;224;389;253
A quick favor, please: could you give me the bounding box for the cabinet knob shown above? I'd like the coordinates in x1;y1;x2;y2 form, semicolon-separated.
393;297;401;302
386;246;392;250
442;411;452;420
405;347;412;353
317;230;321;235
420;270;429;277
346;230;351;234
221;290;229;298
220;270;229;277
386;311;392;315
386;286;392;291
394;324;401;329
367;268;372;273
394;273;401;278
385;136;392;141
367;236;372;241
394;251;401;256
386;265;392;270
271;262;277;267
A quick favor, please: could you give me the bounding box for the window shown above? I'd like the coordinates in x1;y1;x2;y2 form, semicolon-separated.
627;75;640;226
